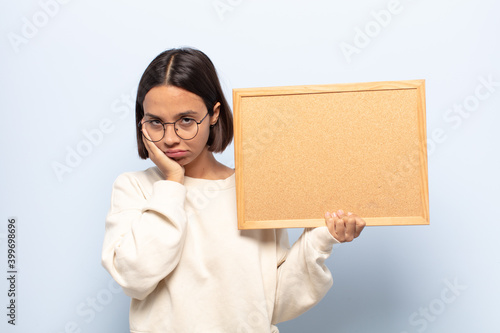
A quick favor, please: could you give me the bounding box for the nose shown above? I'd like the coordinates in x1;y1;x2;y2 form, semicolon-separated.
162;123;181;145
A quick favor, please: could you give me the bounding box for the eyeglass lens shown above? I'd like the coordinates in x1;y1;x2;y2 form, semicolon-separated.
143;118;199;141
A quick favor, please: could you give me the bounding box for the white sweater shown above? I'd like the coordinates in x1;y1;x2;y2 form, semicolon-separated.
101;166;339;333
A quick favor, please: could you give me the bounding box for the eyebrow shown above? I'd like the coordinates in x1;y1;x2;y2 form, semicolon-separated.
144;110;199;119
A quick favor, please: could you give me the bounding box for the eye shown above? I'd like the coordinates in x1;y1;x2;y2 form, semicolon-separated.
179;117;195;125
148;119;163;127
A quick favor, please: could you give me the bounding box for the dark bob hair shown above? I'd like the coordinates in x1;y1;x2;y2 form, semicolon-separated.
135;47;233;159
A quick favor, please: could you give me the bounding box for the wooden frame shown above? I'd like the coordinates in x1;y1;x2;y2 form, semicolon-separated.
233;80;429;229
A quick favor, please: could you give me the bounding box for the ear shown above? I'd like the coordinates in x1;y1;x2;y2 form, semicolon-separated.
211;102;221;126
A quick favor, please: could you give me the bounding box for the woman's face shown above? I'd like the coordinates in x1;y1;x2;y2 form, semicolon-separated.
142;85;219;167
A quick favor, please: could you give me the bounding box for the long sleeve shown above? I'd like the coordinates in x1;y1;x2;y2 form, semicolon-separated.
271;226;339;324
101;172;188;300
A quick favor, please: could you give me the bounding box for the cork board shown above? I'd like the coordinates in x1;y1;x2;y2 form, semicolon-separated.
233;80;428;229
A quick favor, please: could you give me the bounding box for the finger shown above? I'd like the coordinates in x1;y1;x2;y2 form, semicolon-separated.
325;212;344;242
142;125;154;142
141;127;160;157
142;136;155;159
354;216;366;238
141;126;154;148
344;212;367;239
335;217;345;242
344;215;356;242
324;211;332;221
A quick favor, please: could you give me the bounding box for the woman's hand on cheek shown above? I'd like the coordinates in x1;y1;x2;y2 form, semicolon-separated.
324;210;366;243
142;127;185;183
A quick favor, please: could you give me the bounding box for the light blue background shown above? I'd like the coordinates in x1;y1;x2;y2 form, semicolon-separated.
1;0;499;332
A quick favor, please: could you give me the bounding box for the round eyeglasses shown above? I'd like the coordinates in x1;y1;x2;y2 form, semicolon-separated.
139;112;210;142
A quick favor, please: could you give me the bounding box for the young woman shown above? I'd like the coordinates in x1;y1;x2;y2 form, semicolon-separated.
101;47;365;333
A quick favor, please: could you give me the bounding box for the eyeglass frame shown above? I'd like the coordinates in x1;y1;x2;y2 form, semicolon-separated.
139;111;211;142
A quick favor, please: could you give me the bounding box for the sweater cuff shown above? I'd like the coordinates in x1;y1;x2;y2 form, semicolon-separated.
308;226;340;253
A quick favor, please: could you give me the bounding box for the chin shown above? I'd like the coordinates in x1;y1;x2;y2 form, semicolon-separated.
174;158;189;166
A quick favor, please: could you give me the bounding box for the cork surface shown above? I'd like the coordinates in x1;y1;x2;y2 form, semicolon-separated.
234;80;428;228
